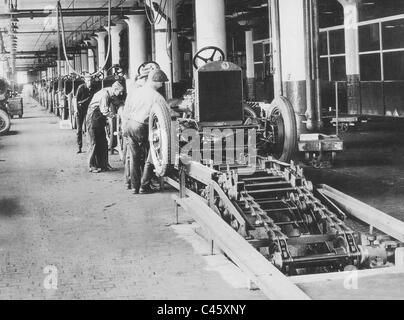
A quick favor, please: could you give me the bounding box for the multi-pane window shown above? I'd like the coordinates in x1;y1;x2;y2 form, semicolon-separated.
253;39;270;81
319;28;346;81
321;15;404;82
358;17;404;82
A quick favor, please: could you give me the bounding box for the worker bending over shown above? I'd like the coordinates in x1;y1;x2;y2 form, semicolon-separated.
122;69;169;194
86;81;124;173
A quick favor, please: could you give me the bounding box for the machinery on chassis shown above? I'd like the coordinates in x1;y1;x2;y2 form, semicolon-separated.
0;77;12;135
147;47;403;275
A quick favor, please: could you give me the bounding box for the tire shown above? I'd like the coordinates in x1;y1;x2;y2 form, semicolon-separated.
149;102;172;177
0;109;11;135
116;109;124;161
268;96;297;163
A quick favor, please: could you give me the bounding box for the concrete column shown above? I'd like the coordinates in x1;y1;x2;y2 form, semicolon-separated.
58;60;65;76
74;53;82;73
191;40;197;82
125;15;147;80
195;0;227;56
278;0;309;134
81;48;89;73
95;31;108;71
338;0;361;115
152;4;173;98
10;49;16;81
66;57;74;75
245;29;255;100
0;60;5;78
87;38;98;72
108;23;126;67
171;0;182;83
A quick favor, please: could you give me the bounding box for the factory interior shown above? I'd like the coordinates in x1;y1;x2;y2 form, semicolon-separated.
1;0;404;301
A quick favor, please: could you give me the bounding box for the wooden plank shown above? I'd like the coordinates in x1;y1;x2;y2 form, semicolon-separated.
318;184;404;243
291;266;404;285
173;195;310;300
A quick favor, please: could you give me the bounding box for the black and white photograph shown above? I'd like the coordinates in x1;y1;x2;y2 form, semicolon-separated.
1;0;404;306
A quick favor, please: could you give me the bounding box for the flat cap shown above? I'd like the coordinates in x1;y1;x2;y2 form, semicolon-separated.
148;69;169;83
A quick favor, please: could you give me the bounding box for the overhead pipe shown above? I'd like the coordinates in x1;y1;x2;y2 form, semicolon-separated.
59;0;112;77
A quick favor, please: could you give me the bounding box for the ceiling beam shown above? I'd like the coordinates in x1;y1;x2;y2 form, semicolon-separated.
0;7;144;19
0;30;96;34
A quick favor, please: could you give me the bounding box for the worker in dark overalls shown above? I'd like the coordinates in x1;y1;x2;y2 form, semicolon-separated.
86;81;124;173
75;75;95;154
122;69;169;194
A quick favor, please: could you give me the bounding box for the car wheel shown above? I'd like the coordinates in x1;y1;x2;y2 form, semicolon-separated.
0;109;11;135
149;102;172;177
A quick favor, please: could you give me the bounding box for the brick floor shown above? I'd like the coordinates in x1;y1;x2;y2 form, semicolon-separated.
0;99;265;300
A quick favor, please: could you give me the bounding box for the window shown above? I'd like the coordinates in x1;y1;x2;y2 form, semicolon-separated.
320;58;329;81
360;54;381;81
359;0;404;22
253;43;263;62
319;32;328;56
329;29;345;55
383;51;404;80
254;63;264;81
382;19;404;50
330;56;346;81
319;29;346;81
359;24;380;52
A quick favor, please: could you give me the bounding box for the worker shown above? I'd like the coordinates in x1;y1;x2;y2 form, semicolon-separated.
86;81;124;173
75;75;95;154
122;69;169;194
122;62;161;191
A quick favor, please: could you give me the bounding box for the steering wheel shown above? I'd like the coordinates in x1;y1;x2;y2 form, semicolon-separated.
137;61;160;77
92;71;105;82
108;65;125;77
192;46;225;70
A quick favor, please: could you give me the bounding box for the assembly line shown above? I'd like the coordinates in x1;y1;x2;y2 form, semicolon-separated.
1;0;404;301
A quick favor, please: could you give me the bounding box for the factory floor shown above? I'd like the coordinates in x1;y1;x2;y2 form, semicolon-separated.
0;98;265;300
1;98;404;300
299;121;404;299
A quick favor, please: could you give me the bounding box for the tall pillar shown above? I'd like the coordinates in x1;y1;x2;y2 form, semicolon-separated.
195;0;227;56
66;57;74;75
125;15;147;80
0;60;5;78
108;23;126;67
245;29;255;100
278;0;309;134
191;40;197;82
87;38;98;72
81;47;89;73
171;0;182;83
58;60;66;76
338;0;360;115
74;53;82;73
152;5;173;98
95;31;108;71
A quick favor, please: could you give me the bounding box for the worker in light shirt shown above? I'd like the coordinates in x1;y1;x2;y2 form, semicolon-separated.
122;69;169;194
86;81;124;173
